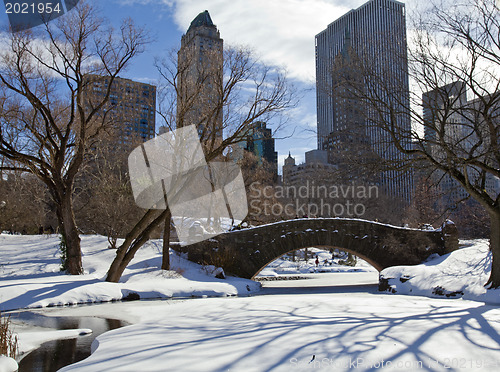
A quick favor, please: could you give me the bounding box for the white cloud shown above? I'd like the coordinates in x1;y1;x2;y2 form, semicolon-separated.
171;0;358;82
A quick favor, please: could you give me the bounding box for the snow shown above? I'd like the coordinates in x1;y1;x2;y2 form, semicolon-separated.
380;239;500;304
260;272;379;288
17;328;92;355
0;233;258;362
3;235;500;371
0;234;260;312
257;247;377;277
0;356;17;372
55;292;500;372
172;217;242;245
227;216;438;233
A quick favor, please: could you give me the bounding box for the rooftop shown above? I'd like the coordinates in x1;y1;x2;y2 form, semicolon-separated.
187;10;215;32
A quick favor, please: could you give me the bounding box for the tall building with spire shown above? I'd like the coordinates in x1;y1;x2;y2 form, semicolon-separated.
315;0;413;202
177;10;223;142
282;152;296;185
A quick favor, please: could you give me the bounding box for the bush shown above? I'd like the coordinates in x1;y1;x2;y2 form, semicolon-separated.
59;234;68;272
204;247;236;273
0;312;18;358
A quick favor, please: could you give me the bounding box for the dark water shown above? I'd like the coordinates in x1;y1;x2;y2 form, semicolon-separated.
11;311;125;372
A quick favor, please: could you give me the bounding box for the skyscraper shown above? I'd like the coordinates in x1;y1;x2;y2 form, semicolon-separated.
423;81;468;154
315;0;412;202
422;81;500;209
177;10;223;142
242;122;278;180
84;75;156;142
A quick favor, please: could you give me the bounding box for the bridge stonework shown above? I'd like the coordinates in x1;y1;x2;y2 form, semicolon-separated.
172;218;459;279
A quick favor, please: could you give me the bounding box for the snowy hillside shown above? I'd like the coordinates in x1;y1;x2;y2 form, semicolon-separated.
380;240;500;304
0;234;260;311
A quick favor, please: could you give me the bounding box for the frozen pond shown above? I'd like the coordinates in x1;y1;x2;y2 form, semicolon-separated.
13;271;500;372
12;272;378;371
53;275;500;372
10;311;126;372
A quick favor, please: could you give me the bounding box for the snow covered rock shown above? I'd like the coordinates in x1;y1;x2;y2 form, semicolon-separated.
201;265;226;279
0;356;18;372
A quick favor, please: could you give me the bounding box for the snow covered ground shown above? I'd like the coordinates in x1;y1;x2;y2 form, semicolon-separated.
260;272;379;290
3;235;500;371
0;235;374;313
380;239;500;304
0;233;260;312
257;247;377;277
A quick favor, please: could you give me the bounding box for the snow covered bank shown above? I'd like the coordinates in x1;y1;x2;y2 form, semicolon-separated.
380;240;500;304
0;355;18;372
18;328;92;355
0;234;260;311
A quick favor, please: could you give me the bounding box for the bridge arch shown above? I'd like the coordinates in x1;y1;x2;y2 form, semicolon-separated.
172;218;459;279
252;246;383;279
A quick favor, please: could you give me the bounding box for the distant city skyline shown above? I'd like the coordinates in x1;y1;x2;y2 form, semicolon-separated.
0;0;426;171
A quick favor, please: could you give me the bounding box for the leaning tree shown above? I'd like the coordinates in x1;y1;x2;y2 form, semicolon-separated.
0;1;149;274
105;46;296;282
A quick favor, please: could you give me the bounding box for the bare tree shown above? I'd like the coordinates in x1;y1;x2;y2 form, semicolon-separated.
75;133;144;248
105;46;296;282
451;199;490;238
338;0;500;287
403;175;444;228
241;151;286;225
0;1;149;274
0;170;49;234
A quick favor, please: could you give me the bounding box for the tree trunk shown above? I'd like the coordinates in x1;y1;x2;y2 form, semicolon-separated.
486;210;500;289
106;247;128;283
58;192;83;275
106;209;160;282
162;207;172;270
106;209;168;282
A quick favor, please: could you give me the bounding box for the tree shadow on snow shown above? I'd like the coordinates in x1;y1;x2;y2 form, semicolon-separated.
62;298;500;372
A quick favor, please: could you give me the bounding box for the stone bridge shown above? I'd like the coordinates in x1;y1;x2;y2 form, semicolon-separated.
172;218;459;279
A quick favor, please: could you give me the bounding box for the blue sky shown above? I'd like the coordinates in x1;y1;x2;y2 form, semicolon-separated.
0;0;392;169
100;0;365;169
